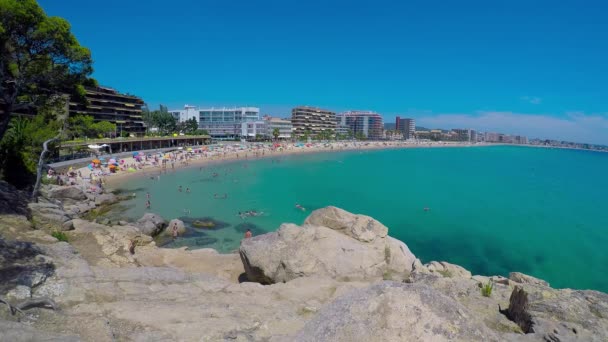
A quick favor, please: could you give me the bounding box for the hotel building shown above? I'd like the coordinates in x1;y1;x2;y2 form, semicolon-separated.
336;111;384;140
69;86;145;135
169;106;261;138
263;116;293;139
291;106;336;137
396;117;416;140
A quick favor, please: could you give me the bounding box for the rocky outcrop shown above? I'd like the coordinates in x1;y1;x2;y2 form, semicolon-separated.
135;213;167;236
2;204;608;342
165;219;186;236
295;281;499;341
0;181;29;216
239;206;416;284
509;272;549;287
94;193;118;206
45;185;87;205
28;202;72;232
0;238;54;299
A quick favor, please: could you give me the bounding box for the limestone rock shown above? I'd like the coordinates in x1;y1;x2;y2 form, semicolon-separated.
135;213;167;236
425;261;472;278
303;206;388;242
5;285;31;301
240;207;416;284
294;282;499;342
509;272;549;287
165;219;186;236
28;202;71;232
46;185;87;205
94;193;118;206
0;238;54;295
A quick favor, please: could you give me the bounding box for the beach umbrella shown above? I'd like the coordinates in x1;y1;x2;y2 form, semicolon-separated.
127;168;137;173
187;147;193;151
92;159;100;164
109;158;116;164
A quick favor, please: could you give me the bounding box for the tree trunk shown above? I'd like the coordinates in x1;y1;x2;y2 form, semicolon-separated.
31;135;59;201
0;106;13;142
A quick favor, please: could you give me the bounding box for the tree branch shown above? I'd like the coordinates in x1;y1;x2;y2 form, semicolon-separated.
31;134;60;201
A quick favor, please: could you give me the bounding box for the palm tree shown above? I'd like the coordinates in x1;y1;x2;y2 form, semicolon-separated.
272;127;280;140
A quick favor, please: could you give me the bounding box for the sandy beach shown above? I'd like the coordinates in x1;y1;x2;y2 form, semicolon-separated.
60;140;493;190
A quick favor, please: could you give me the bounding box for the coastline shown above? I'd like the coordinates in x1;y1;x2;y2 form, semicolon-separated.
92;141;493;188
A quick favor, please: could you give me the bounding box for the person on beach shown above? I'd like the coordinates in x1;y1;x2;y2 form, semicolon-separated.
244;229;252;239
172;222;179;239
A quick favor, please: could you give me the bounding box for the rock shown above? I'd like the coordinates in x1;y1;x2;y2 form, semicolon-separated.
62;220;75;231
0;181;29;216
303;206;388;242
500;286;534;333
294;282;499;341
240;207;416;284
425;261;472;278
94;193;118;206
165;219;186;236
46;185;87;205
118;220;128;226
509;272;549;287
5;285;32;301
0;238;54;295
28;202;71;232
135;213;167;236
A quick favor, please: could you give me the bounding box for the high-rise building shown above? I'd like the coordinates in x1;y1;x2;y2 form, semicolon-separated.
68;86;145;135
291;106;336;137
397;118;415;140
395;116;401;131
453;128;472;142
336;111;384;140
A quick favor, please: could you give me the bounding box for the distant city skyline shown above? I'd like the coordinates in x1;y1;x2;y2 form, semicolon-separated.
38;0;608;144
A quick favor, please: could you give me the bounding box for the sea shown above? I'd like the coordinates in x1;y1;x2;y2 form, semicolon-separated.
111;145;608;292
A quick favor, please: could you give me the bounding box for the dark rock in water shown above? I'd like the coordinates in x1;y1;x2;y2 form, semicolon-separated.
234;222;265;236
194;237;218;246
0;238;54;294
180;216;230;230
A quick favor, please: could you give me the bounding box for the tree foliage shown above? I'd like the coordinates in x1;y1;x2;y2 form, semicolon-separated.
272;127;280;140
142;105;176;135
66;115;115;139
0;0;93;141
0;99;64;188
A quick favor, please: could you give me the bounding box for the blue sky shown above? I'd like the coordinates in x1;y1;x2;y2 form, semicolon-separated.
39;0;608;144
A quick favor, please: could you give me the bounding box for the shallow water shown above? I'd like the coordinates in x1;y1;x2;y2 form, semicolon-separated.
114;146;608;292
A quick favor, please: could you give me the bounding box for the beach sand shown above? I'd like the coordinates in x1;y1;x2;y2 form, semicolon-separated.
72;141;489;189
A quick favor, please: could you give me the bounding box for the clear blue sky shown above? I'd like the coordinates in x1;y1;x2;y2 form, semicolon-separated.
39;0;608;143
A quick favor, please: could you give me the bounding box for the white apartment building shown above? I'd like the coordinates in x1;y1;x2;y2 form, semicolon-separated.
169;106;260;138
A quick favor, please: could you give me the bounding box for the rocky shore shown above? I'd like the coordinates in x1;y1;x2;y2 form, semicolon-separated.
1;180;607;341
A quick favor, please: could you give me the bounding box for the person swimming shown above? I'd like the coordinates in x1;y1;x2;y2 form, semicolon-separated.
295;204;306;211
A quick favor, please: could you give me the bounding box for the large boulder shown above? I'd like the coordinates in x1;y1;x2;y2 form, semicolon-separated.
294;282;499;341
135;213;167;236
239;207;416;284
94;193;118;206
164;219;186;236
28;202;72;232
46;185;87;205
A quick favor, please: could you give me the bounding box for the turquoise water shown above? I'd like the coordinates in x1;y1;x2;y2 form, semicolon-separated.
114;146;608;292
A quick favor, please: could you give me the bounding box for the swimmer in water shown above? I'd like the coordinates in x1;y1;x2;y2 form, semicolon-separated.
146;200;151;209
178;185;182;192
295;204;306;211
423;207;430;211
186;187;190;193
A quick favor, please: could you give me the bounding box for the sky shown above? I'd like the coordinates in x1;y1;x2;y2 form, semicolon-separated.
38;0;608;144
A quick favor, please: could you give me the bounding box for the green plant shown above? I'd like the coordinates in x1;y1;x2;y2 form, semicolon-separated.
383;270;393;280
51;231;69;242
384;245;391;263
481;281;493;297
